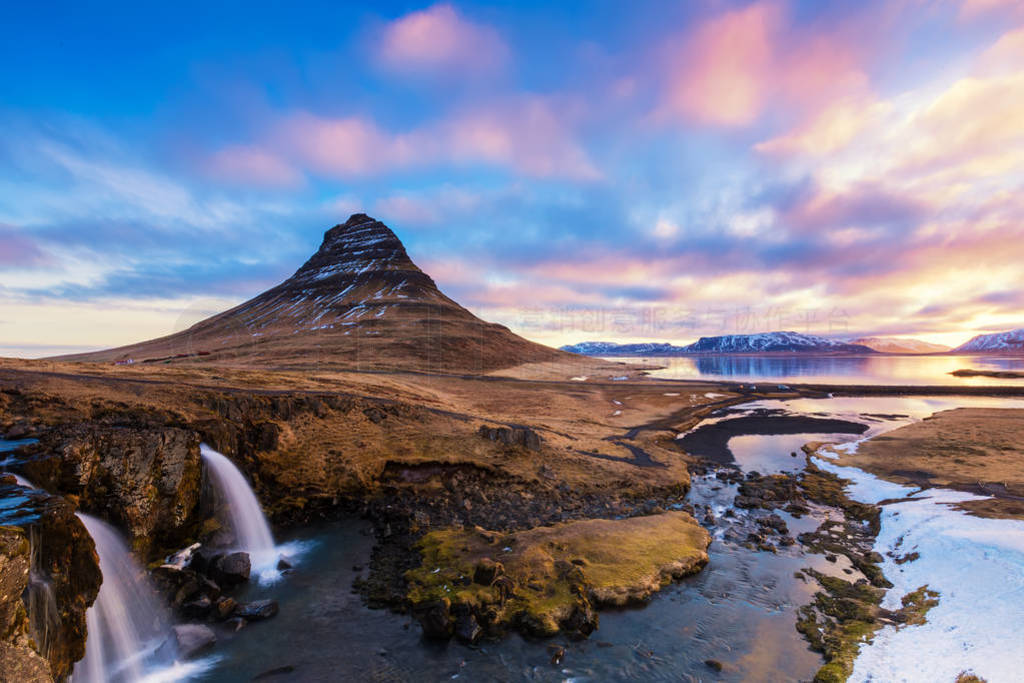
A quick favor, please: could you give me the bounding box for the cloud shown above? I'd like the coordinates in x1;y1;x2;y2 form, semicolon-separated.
260;97;599;180
0;225;48;267
656;1;870;128
376;4;509;77
206;145;304;187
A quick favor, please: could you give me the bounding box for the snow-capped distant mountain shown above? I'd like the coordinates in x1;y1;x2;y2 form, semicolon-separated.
683;331;873;354
561;332;873;356
953;328;1024;352
560;341;688;355
852;337;950;354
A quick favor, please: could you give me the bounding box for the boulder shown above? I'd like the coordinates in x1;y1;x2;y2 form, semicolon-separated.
173;624;216;659
234;599;279;621
214;597;237;620
210;552;250;586
473;558;504;585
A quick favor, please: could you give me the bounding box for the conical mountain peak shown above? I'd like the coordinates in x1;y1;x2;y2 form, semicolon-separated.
288;213;431;289
57;216;569;372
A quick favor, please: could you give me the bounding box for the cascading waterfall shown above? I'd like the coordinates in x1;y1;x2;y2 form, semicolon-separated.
200;445;278;576
74;514;176;683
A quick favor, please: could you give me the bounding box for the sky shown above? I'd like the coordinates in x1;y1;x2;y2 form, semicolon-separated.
1;0;1023;357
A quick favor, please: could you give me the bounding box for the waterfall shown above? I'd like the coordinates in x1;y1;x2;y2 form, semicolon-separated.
25;524;59;663
199;445;278;575
74;514;175;683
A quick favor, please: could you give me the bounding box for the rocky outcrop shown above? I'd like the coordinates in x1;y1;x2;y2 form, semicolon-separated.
0;477;101;681
477;425;541;451
20;425;203;558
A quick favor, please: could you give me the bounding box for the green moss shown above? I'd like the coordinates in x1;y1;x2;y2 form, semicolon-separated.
800;573;942;683
405;512;710;638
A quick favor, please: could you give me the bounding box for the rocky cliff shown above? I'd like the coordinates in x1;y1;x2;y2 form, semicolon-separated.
20;425;203;558
0;477;101;681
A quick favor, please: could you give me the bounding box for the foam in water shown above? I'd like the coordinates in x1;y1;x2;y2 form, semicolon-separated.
74;514;177;683
200;444;283;581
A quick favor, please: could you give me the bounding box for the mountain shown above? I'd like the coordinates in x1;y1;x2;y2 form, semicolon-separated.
953;327;1024;353
57;214;570;373
682;332;873;354
559;341;689;355
851;337;950;354
561;332;874;356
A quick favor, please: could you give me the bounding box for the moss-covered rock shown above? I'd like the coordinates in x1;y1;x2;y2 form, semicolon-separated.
406;511;710;639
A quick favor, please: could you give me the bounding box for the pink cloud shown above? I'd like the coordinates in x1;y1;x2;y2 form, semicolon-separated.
268;97;598;180
658;1;871;128
959;0;1024;20
377;4;508;76
206;145;304;187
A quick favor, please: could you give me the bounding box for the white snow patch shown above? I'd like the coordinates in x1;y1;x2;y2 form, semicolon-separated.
813;456;1024;682
663;392;680;397
570;376;589;382
705;392;725;399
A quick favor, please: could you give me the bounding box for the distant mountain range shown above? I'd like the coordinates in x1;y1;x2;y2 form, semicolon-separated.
562;332;874;356
851;337;951;354
954;327;1024;352
57;214;570;372
564;328;1024;357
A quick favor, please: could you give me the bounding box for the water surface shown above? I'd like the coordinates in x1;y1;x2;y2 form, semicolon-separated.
624;354;1024;386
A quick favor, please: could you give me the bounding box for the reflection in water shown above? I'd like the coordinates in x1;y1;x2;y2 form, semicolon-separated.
630;354;1024;386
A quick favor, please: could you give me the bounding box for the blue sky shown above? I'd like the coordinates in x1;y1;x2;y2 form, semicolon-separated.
1;0;1023;356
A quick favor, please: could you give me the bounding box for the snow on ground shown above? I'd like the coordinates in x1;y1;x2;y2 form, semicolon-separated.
813;456;1024;683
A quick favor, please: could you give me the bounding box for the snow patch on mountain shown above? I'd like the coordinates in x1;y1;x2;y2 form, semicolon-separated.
954;327;1024;352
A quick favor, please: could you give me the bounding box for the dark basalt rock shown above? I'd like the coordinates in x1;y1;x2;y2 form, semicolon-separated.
413;600;453;639
234;599;279;621
210;552;251;586
478;425;542;451
453;610;482;644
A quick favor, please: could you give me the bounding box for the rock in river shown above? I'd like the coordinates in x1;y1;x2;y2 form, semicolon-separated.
173;624;216;659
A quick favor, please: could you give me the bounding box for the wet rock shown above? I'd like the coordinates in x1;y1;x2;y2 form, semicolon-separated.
705;659;724;672
181;595;213;619
210;552;251;586
214;596;237;620
454;612;482;644
276;555;293;570
234;599;279;621
253;665;296;680
414;599;453;639
548;645;565;665
173;624;216;659
187;546;217;576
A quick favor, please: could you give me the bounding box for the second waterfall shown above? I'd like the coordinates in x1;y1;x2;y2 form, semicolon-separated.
200;444;280;580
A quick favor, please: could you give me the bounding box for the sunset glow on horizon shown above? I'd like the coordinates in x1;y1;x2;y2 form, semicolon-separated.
2;0;1023;356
